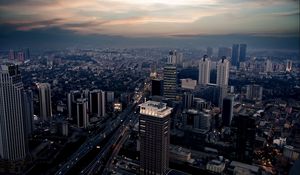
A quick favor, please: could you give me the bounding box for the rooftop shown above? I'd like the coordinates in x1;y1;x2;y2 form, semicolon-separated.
139;100;172;118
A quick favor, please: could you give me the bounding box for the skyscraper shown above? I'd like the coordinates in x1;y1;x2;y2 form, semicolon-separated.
239;44;247;62
67;90;82;122
0;64;26;160
222;96;234;126
8;49;16;60
265;59;273;73
37;83;52;121
163;65;177;100
167;50;183;66
152;79;163;96
23;90;34;137
76;98;89;128
231;44;239;67
24;48;30;60
182;92;194;109
139;101;172;175
89;89;106;118
235;114;256;163
217;57;230;87
198;55;211;85
286;60;292;72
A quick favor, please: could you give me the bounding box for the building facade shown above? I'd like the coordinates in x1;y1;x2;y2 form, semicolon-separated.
139;101;172;175
37;83;52;120
0;64;26;160
198;55;211;86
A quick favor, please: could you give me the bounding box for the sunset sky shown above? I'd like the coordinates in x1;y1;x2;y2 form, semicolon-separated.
0;0;299;36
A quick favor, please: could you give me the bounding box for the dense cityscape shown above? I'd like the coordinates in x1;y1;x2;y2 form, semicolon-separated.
0;46;299;175
0;0;299;175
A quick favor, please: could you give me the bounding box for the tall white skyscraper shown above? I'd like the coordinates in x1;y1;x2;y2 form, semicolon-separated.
265;59;273;73
286;60;292;72
0;64;26;160
217;57;230;87
198;55;211;85
37;83;52;121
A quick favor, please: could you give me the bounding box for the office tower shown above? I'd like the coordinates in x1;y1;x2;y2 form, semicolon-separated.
168;50;177;65
106;91;115;103
167;50;182;66
239;44;247;62
152;79;163;96
217;57;230;87
0;64;26;160
286;60;292;72
163;65;177;100
207;47;213;57
139;101;172;175
89;89;106;118
23;90;34;137
198;55;211;85
235;114;256;163
100;91;106;116
37;83;52;120
199;84;221;107
246;84;263;101
24;48;30;60
218;47;231;58
8;49;16;60
222;96;234;127
194;112;211;131
176;52;183;66
265;59;273;73
231;44;239;67
183;92;194;109
67;90;82;122
76;98;89;128
17;51;25;62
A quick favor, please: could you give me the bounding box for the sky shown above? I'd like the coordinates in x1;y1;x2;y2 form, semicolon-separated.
0;0;299;49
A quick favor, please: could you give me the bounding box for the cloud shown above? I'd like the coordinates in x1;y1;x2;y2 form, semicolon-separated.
0;0;298;36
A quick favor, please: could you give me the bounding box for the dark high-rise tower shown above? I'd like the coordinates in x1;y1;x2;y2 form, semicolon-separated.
235;114;256;163
67;90;82;123
231;44;239;67
23;90;34;137
76;98;89;128
222;96;234;126
139;101;172;175
0;64;26;160
89;89;106;118
37;83;52;121
151;79;163;96
239;44;247;62
163;65;177;100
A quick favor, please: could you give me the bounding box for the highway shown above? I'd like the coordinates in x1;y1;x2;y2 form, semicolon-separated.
82;112;138;175
55;104;136;175
55;80;147;175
